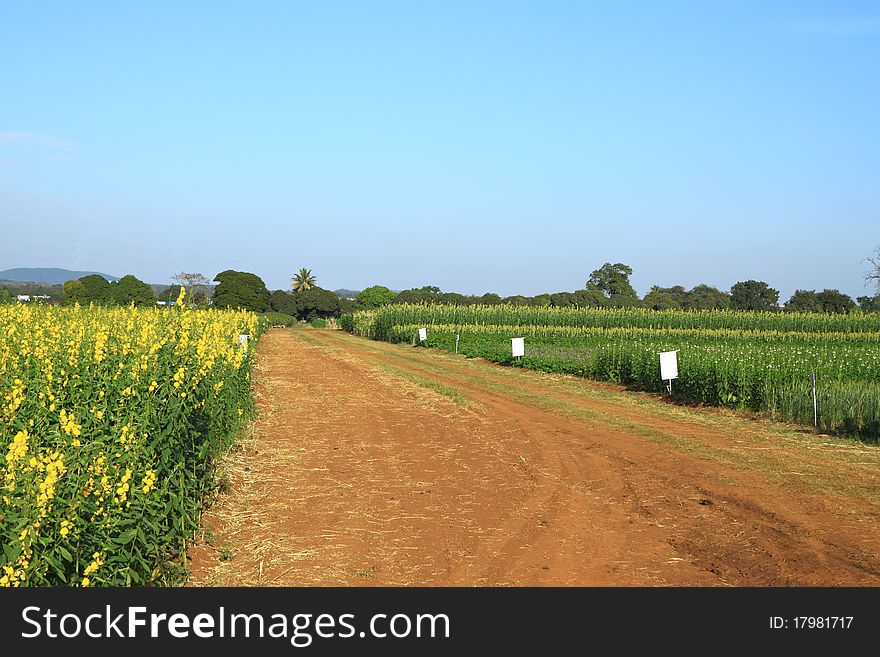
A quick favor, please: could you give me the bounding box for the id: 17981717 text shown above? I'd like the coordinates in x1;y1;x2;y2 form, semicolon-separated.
769;617;853;630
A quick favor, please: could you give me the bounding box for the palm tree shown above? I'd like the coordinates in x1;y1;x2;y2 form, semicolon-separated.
292;268;316;292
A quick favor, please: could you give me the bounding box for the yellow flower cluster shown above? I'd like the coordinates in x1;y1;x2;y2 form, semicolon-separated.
4;429;29;490
81;551;104;587
141;469;157;494
1;564;24;587
59;408;82;437
93;330;108;363
2;379;25;424
36;451;66;517
114;468;133;504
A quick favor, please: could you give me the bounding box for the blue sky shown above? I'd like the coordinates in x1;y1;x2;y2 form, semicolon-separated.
1;1;878;300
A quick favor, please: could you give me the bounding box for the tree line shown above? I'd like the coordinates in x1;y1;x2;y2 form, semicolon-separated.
351;261;880;314
5;247;879;317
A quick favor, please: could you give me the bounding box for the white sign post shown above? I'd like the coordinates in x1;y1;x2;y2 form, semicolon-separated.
659;350;678;393
239;334;249;358
418;327;427;342
511;337;525;359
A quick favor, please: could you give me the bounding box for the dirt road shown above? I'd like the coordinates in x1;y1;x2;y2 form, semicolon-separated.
188;329;880;586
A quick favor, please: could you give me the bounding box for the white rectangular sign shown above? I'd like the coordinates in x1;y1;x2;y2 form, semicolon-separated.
659;350;678;380
511;337;525;358
418;327;427;342
239;334;249;344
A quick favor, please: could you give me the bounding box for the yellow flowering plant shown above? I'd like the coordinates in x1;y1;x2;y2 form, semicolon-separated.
0;303;262;586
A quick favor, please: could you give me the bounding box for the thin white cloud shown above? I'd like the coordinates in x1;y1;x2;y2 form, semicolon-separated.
791;17;880;35
0;130;77;165
0;130;76;151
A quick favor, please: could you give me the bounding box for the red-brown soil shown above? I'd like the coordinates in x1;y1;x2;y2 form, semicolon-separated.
188;329;880;586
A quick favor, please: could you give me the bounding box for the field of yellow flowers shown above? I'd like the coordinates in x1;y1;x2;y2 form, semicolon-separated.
1;296;260;586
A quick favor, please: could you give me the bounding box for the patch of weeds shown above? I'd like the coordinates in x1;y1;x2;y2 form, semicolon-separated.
374;363;472;407
216;473;232;495
202;525;217;545
356;564;380;578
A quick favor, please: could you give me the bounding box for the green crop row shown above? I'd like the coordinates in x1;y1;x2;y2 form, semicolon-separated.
340;305;880;440
341;303;880;335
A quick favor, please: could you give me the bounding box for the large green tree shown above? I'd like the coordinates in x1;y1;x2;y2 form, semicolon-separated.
549;292;576;307
269;290;297;314
573;287;608;307
786;289;854;314
683;284;730;310
729;280;779;311
438;292;468;305
816;289;855;314
857;295;880;312
338;297;364;314
110;275;156;307
62;274;112;305
212;270;270;311
643;285;687;310
356;285;397;308
294;287;341;320
393;286;441;304
292;268;317;292
585;263;639;307
393;289;424;304
784;290;822;313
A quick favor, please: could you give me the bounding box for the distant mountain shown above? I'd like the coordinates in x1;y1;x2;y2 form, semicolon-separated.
0;268;119;284
334;288;361;299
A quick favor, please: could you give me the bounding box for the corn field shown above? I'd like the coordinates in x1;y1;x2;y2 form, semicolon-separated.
0;302;261;586
340;304;880;439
